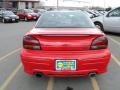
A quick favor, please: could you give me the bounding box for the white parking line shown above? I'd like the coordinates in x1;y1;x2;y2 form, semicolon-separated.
90;77;100;90
47;77;54;90
112;54;120;66
108;36;120;46
0;63;22;90
108;36;120;66
0;48;21;62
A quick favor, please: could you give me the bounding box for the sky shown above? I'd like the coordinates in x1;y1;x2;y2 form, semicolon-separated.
40;0;120;8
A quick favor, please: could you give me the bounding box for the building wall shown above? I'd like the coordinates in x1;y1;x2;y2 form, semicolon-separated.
1;0;40;9
34;2;39;8
28;2;32;8
18;2;25;9
0;2;3;8
18;2;39;9
0;0;3;7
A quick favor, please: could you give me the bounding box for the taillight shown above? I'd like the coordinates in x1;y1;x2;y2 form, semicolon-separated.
27;14;32;17
90;36;108;50
23;35;41;50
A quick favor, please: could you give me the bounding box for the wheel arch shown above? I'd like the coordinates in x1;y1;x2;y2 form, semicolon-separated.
94;21;104;31
94;21;103;26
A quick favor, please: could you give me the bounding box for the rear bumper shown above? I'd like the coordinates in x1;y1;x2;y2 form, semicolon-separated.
20;49;111;77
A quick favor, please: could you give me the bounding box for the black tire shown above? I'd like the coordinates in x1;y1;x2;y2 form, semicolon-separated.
94;22;104;32
16;20;19;23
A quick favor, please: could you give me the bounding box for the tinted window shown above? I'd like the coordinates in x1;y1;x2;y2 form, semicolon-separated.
25;9;34;13
108;8;120;17
17;10;23;14
35;11;95;28
0;11;2;17
3;11;15;16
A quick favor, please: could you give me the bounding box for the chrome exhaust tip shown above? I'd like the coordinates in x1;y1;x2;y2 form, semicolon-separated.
88;72;97;77
35;73;42;78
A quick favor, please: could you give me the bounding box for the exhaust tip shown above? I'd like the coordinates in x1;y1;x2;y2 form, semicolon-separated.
88;72;97;77
66;86;74;90
35;73;42;78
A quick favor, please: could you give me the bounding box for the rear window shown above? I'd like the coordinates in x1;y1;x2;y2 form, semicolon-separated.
35;11;95;28
25;9;34;13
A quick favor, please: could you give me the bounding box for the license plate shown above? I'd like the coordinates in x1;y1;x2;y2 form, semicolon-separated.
12;19;15;21
56;60;76;71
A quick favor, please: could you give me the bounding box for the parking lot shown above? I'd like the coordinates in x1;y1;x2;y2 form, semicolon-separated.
0;21;120;90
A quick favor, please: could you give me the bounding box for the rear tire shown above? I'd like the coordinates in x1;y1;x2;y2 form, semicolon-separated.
16;20;19;23
95;22;104;32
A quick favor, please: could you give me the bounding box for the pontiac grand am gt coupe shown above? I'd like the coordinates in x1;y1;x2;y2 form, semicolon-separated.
20;11;111;77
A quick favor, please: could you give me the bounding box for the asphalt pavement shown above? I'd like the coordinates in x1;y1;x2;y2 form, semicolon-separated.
0;21;120;90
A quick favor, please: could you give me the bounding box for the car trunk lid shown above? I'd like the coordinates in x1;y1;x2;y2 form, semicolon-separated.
28;28;103;51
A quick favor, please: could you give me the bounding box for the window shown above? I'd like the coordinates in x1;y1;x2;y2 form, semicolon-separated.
32;2;34;8
108;8;120;17
12;2;18;8
3;11;15;16
36;11;95;28
17;10;22;14
24;9;33;13
25;2;28;9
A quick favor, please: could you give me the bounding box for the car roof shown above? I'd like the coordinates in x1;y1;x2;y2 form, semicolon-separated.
43;10;85;14
0;10;12;13
46;10;81;12
3;10;12;12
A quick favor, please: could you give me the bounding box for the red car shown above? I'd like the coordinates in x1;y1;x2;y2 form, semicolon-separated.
20;11;111;77
17;9;39;21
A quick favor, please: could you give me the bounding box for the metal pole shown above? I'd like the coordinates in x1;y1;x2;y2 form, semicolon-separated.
103;0;105;28
104;0;106;10
57;0;59;9
16;0;20;9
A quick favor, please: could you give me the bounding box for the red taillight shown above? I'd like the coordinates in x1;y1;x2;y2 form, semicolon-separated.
90;36;108;50
23;35;41;50
27;14;32;17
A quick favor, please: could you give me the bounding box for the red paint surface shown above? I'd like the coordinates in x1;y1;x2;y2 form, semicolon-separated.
20;28;111;77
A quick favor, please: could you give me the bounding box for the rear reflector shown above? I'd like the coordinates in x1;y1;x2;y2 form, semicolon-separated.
23;35;41;50
90;36;108;50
